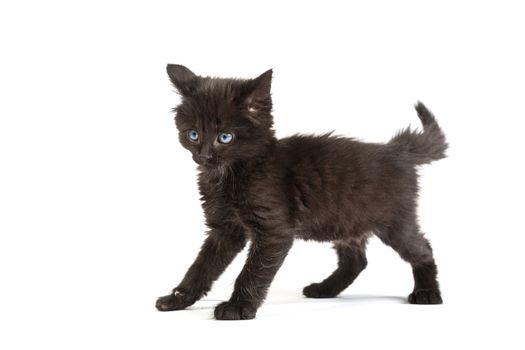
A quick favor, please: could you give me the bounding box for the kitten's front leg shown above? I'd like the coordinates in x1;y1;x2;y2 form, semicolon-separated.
214;235;293;320
156;226;246;311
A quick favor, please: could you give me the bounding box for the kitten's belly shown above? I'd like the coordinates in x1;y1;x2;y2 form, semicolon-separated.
293;216;370;242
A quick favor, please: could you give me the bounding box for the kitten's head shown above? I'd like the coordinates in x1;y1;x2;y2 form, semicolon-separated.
167;64;275;170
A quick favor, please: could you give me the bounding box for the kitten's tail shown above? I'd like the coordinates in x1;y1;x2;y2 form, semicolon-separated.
388;102;448;165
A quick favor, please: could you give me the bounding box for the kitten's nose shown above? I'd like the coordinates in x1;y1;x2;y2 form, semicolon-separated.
197;153;214;164
198;154;213;160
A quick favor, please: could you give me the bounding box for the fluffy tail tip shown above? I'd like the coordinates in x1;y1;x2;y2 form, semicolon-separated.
414;101;435;127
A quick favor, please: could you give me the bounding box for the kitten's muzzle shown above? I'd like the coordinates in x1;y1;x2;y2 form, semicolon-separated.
193;153;216;165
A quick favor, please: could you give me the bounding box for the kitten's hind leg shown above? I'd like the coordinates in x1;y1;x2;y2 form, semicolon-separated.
376;219;442;305
303;238;368;298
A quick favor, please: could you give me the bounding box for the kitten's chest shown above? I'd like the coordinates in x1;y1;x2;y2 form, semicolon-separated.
201;177;256;229
199;164;279;236
225;186;256;230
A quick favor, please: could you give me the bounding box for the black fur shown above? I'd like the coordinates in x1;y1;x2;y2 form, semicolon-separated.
156;65;447;320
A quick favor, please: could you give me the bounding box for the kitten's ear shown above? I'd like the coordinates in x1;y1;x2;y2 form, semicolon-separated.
244;69;273;99
250;69;273;96
236;69;273;125
167;64;198;96
236;69;273;110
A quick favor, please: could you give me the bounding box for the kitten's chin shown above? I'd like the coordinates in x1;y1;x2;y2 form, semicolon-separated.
197;161;231;179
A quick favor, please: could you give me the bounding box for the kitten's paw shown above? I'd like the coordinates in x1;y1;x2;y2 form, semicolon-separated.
408;289;443;304
303;283;338;298
214;301;257;320
155;289;192;311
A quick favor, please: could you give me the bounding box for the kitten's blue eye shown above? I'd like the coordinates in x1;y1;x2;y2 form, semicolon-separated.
218;133;233;144
187;130;199;142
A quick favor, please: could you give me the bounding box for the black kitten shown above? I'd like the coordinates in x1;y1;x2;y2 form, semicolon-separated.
156;65;447;320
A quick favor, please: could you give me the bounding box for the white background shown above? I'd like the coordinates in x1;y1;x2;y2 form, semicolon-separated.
1;0;524;349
